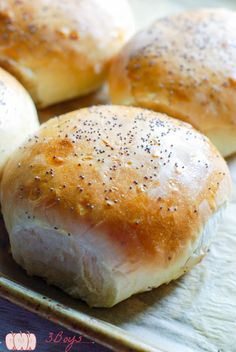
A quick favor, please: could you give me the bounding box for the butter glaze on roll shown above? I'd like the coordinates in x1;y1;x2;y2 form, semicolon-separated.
0;67;38;180
109;9;236;157
0;0;134;108
0;106;232;307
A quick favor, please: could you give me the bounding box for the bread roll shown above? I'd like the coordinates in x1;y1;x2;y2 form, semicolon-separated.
0;0;134;108
0;106;231;307
0;67;38;180
109;9;236;157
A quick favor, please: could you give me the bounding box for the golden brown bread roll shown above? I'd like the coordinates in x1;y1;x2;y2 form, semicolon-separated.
0;67;39;180
0;106;232;307
109;9;236;157
0;0;134;108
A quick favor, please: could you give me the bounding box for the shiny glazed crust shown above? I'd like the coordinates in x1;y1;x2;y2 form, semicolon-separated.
0;0;134;107
0;106;232;306
109;9;236;157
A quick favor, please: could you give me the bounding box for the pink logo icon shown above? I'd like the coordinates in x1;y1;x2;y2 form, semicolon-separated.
5;332;36;351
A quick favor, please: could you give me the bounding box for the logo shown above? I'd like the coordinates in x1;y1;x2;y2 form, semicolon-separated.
45;331;95;352
5;332;36;351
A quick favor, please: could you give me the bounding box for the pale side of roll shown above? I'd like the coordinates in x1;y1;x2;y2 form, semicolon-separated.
109;9;236;157
0;106;232;307
0;0;135;108
0;67;39;180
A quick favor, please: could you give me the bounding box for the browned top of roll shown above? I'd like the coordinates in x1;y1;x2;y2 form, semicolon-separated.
109;9;236;156
0;0;134;107
1;106;232;265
